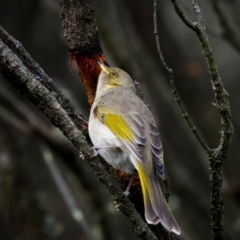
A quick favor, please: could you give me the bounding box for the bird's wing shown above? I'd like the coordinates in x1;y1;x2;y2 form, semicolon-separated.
149;120;164;178
93;103;164;178
93;104;146;162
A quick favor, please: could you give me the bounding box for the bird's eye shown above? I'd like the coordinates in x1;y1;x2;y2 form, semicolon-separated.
109;72;118;78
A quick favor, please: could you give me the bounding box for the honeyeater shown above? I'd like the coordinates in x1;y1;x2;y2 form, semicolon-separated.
88;62;180;235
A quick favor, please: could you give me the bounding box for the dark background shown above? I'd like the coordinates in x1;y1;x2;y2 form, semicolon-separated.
0;0;240;239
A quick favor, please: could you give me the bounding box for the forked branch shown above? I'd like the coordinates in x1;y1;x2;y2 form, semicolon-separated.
154;0;233;239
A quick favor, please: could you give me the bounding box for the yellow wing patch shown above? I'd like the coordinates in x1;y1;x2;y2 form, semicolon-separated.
94;106;134;142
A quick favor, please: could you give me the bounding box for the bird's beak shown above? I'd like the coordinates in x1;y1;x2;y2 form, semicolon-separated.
97;61;109;75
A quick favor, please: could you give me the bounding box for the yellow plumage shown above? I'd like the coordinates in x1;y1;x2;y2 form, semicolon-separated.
98;109;134;142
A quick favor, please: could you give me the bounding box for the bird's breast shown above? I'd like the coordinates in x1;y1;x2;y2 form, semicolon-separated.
89;113;134;174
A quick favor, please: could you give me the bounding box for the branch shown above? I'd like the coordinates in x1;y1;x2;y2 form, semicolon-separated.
59;0;107;105
0;83;115;240
178;0;224;39
153;0;210;153
0;41;90;153
0;36;158;240
164;1;234;239
0;25;88;135
190;1;233;156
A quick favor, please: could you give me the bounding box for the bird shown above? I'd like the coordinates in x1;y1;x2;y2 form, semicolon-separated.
88;61;180;235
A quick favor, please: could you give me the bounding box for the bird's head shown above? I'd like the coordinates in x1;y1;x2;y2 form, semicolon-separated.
96;61;136;95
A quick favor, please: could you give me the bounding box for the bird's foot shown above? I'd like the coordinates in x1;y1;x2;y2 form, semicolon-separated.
123;172;136;197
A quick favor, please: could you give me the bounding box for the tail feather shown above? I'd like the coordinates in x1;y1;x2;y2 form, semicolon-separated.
138;169;181;235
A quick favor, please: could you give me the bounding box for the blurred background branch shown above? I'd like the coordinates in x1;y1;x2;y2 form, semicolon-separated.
210;0;240;53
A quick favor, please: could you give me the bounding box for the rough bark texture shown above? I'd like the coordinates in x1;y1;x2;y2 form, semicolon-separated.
59;0;101;55
59;0;107;105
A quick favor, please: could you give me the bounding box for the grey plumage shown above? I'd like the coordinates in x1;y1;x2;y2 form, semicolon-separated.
89;65;181;235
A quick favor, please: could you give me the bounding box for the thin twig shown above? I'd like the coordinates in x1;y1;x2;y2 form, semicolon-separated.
153;0;210;153
170;0;195;31
191;3;233;239
178;0;224;39
168;0;233;239
190;0;233;155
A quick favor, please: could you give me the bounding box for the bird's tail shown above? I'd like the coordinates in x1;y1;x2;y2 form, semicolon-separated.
137;166;181;235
